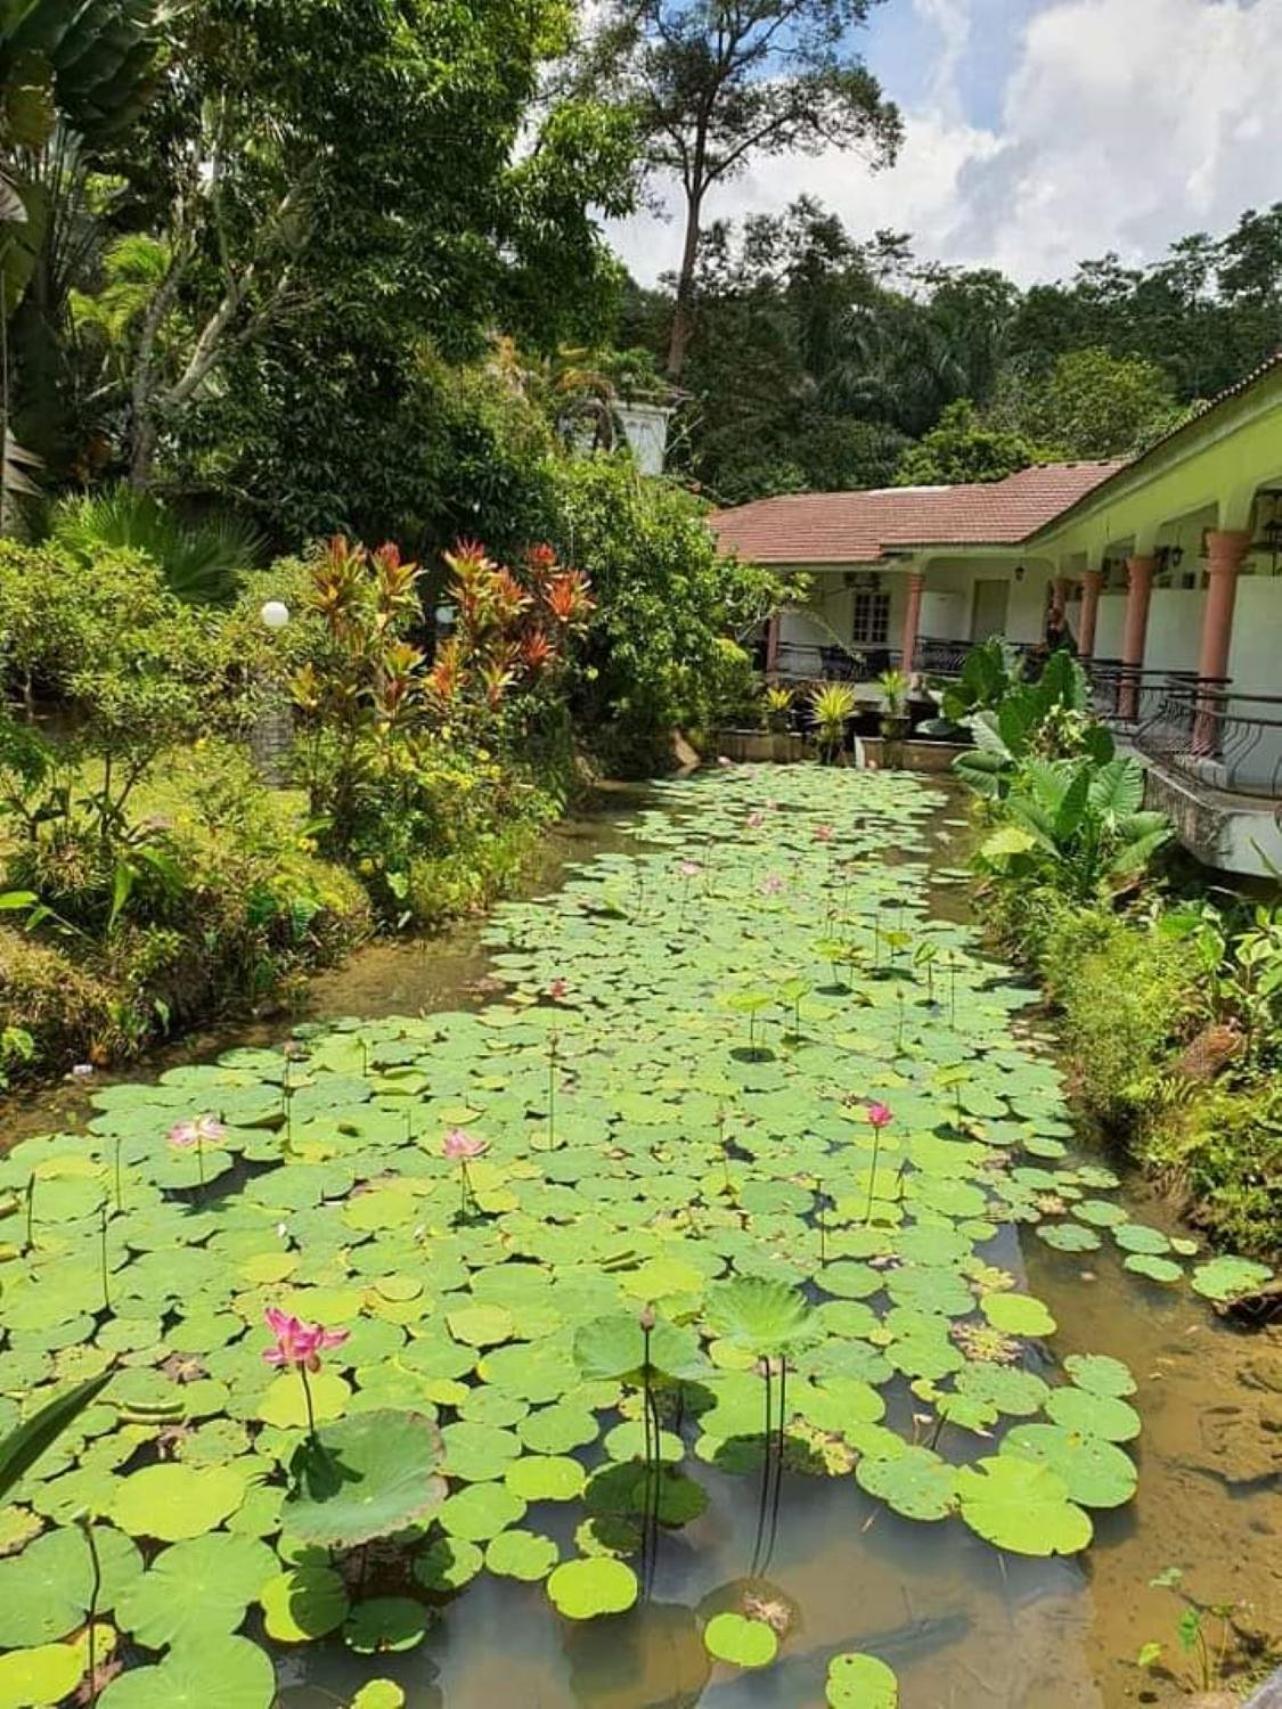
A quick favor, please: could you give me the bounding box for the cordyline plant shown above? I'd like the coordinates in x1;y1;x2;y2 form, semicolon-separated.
290;535;594;859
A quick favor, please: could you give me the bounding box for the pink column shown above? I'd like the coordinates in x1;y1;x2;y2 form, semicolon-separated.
1193;529;1252;754
1078;568;1103;659
900;570;925;675
1118;555;1156;720
765;611;781;677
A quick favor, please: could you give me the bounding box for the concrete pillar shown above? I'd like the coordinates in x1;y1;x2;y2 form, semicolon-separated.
1119;555;1157;720
1078;568;1104;659
900;570;925;675
1194;529;1253;754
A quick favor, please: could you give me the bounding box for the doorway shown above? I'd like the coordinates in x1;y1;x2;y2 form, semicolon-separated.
971;578;1010;642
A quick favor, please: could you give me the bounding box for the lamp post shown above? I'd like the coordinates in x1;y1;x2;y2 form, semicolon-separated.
253;601;292;782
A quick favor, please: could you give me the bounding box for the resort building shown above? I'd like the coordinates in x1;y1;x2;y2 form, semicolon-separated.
711;353;1282;876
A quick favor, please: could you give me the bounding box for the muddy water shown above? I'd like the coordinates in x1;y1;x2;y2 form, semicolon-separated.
8;780;1280;1707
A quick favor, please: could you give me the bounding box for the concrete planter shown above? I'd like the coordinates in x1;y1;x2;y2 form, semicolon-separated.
857;736;971;775
712;728;810;764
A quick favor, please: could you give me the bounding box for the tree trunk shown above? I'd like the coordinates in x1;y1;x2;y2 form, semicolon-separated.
666;189;703;381
128;407;157;489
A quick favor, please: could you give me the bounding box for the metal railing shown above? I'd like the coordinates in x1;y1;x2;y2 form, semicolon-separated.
773;641;904;684
1131;681;1282;799
1084;662;1212;727
773;635;977;684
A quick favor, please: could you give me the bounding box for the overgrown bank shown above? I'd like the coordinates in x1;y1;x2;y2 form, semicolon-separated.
952;641;1282;1260
0;471;778;1088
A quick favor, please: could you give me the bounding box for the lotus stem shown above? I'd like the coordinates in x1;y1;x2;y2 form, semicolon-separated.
81;1513;101;1705
865;1128;882;1225
299;1362;317;1440
751;1357;773;1576
98;1200;110;1312
765;1356;787;1572
113;1136;124;1214
23;1176;33;1254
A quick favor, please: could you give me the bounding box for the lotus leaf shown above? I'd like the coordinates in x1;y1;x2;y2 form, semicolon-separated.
96;1635;275;1708
260;1566;349;1641
1191;1256;1272;1302
485;1527;559;1580
116;1533;276;1647
283;1411;446;1547
546;1556;639;1620
1044;1386;1141;1443
413;1537;484;1593
1002;1424;1137;1509
826;1652;899;1707
856;1446;957;1520
703;1611;778;1668
0;1526;139;1646
956;1457;1092;1555
1063;1354;1135;1398
980;1293;1056;1338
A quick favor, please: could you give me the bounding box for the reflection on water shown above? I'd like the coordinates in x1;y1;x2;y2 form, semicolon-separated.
11;779;1280;1706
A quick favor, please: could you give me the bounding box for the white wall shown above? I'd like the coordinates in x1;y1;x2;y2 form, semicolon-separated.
1094;593;1127;660
1145;588;1206;675
616;403;672;477
1225;576;1282;793
920;590;968;640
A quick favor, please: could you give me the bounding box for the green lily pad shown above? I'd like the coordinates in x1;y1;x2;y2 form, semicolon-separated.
1124;1254;1183;1284
96;1635;275;1708
283;1410;446;1547
979;1293;1056;1338
1063;1354;1135;1398
956;1456;1092;1555
413;1537;484;1593
343;1597;428;1653
260;1566;350;1641
703;1611;778;1668
826;1652;899;1707
0;1526;139;1647
110;1463;247;1542
546;1556;638;1619
855;1446;957;1520
485;1528;559;1581
1044;1386;1141;1443
116;1533;276;1648
705;1277;816;1356
438;1482;527;1542
1002;1424;1137;1509
1191;1255;1272;1303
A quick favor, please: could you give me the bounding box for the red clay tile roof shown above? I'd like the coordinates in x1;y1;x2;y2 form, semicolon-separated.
710;461;1126;564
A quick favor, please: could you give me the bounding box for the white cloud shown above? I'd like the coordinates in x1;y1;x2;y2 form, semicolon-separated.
607;0;1282;288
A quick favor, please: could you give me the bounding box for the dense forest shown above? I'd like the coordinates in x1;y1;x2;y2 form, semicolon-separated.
615;197;1282;504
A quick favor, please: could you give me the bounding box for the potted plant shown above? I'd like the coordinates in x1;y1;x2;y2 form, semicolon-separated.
877;668;910;740
808;682;857;765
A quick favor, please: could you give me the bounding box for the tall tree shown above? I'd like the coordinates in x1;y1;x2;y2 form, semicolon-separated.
588;0;901;378
63;0;636;487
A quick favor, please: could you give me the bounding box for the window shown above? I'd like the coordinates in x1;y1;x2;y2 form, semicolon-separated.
852;589;890;646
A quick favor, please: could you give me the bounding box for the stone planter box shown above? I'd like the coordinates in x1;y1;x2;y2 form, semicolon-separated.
712;728;810;763
857;735;971;775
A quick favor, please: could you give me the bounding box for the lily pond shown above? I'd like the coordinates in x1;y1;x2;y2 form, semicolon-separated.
0;767;1276;1709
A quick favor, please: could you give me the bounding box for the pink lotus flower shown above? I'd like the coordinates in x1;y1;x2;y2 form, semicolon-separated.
262;1306;349;1372
814;824;835;843
443;1128;489;1162
678;860;702;879
546;978;569;1002
167;1113;227;1150
760;874;784;896
866;1101;894;1129
746;811;765;829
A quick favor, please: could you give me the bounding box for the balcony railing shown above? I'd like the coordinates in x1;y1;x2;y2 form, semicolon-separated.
1130;681;1282;800
773;635;979;684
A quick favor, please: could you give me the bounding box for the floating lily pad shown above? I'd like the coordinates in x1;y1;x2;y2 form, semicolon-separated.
110;1464;246;1542
116;1533;276;1648
1191;1256;1273;1303
980;1293;1056;1338
283;1410;446;1547
703;1611;778;1668
546;1557;638;1619
260;1566;350;1642
343;1597;428;1654
1063;1354;1135;1399
96;1635;275;1708
826;1652;899;1707
1001;1424;1137;1509
485;1528;559;1581
856;1446;957;1520
956;1457;1092;1555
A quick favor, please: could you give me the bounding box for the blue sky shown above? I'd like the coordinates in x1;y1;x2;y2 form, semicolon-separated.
609;0;1282;288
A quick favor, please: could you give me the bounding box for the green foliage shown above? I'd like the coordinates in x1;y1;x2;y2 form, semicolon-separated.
953;651;1111;801
988;347;1185;459
548;456;781;771
894;399;1046;486
1038;903;1205;1127
47;487;264;604
0;1370;114;1503
809;681;857;761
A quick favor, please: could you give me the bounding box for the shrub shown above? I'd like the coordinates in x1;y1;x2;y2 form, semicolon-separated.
46;485;265;604
1146;1080;1282;1257
1039;902;1205;1129
547;456;782;772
